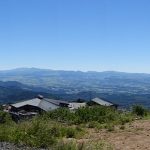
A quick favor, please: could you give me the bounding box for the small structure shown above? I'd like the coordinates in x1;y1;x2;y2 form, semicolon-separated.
90;97;118;109
69;102;86;110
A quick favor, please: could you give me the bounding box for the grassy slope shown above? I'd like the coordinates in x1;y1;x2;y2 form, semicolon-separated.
0;105;148;150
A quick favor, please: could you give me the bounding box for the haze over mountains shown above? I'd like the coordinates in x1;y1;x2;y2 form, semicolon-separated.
0;68;150;108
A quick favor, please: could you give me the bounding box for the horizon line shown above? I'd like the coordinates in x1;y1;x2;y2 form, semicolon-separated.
0;67;150;74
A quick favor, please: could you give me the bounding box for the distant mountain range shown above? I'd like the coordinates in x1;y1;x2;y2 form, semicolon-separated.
1;68;150;108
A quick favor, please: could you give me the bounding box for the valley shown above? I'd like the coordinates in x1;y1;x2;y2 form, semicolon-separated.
0;68;150;108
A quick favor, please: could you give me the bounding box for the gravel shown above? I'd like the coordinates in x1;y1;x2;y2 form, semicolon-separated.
0;142;47;150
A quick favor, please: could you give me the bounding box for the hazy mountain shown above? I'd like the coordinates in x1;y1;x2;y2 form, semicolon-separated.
1;68;150;107
0;68;150;91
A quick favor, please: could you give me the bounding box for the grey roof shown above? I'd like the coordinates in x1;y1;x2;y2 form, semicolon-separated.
11;98;68;111
12;98;41;108
92;98;114;106
44;98;69;106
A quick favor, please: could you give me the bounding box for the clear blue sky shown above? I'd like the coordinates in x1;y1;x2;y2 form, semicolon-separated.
0;0;150;73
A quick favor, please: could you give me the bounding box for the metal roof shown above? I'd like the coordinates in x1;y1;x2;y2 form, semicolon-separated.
44;98;69;106
11;98;67;111
92;98;114;106
12;98;41;108
38;99;59;111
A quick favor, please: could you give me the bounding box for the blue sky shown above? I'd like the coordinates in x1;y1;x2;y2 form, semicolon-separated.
0;0;150;73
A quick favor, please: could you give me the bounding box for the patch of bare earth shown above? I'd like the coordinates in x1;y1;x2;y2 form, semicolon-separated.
80;120;150;150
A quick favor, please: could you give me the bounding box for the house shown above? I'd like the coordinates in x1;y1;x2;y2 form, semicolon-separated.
9;95;69;115
90;97;118;109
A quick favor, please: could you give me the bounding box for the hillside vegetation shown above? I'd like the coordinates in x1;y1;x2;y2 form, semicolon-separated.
0;105;148;150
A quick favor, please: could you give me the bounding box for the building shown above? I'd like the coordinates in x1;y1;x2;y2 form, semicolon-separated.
69;102;86;110
9;96;69;116
90;97;118;109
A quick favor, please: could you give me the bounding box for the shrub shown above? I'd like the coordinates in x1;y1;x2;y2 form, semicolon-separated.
0;111;12;124
0;115;83;148
45;106;119;125
74;106;119;124
132;105;148;117
46;108;77;124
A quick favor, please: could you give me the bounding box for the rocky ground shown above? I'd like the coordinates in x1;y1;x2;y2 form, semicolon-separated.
0;142;47;150
83;119;150;150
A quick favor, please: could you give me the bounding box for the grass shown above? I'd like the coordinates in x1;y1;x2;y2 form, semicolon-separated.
53;140;113;150
0;105;149;149
0;115;84;148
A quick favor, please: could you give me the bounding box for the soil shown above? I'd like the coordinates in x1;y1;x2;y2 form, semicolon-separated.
82;119;150;150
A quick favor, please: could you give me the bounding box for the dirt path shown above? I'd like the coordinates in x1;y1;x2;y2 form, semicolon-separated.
82;119;150;150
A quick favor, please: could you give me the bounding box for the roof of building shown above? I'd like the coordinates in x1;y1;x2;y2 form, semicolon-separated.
11;97;69;111
91;97;116;106
44;98;69;106
12;98;41;108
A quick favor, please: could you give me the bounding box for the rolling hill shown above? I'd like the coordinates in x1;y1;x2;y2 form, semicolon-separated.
0;68;150;107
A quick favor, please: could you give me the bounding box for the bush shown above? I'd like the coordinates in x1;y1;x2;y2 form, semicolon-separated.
132;105;148;117
75;106;119;124
0;116;83;148
45;106;120;125
0;111;12;124
46;108;77;124
10;119;57;147
44;106;134;127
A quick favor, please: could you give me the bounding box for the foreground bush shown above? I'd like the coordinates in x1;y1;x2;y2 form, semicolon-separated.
132;105;148;117
0;117;83;148
0;111;12;124
46;106;121;125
